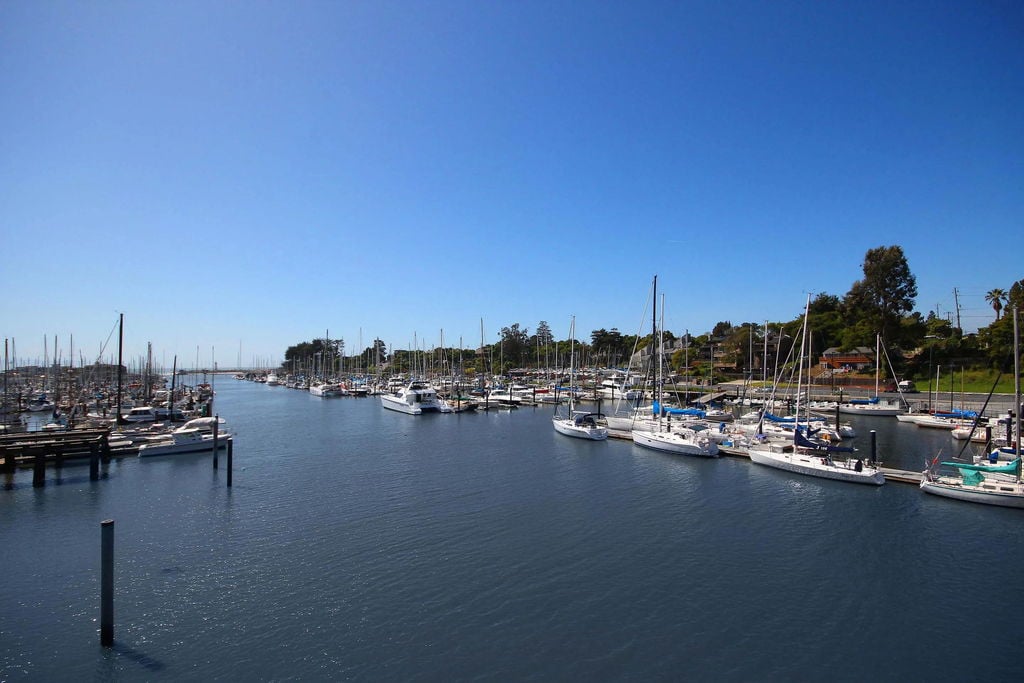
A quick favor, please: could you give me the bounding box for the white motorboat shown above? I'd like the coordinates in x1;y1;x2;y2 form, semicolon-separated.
138;427;230;457
380;380;443;414
483;388;524;405
598;375;643;400
121;406;160;423
309;382;345;397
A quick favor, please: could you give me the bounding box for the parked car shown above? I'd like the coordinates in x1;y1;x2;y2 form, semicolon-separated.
897;380;919;393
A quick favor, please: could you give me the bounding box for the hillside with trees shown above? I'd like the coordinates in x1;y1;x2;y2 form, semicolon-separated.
279;246;1021;388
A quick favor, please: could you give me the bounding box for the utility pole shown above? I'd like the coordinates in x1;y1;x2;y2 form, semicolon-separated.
952;287;962;331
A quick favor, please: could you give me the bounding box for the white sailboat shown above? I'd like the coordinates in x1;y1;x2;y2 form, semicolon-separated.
921;306;1024;507
630;285;718;458
553;316;608;440
747;296;884;485
837;335;906;416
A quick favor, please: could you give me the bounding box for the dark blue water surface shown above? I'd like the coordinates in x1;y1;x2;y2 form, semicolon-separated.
3;377;1023;681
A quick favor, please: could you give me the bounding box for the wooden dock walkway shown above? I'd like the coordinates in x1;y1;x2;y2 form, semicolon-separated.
1;429;113;468
1;429;116;487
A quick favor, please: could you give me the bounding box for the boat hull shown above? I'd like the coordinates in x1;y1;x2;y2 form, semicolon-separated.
138;432;230;457
632;430;719;458
747;448;884;485
837;404;905;417
380;395;423;414
919;479;1024;508
553;416;607;440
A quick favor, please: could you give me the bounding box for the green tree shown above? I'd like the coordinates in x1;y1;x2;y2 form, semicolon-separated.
844;245;918;345
499;323;529;368
536;321;553;346
590;328;627;366
371;338;388;362
711;321;733;338
1008;279;1024;311
977;279;1023;370
806;293;845;352
986;288;1007;321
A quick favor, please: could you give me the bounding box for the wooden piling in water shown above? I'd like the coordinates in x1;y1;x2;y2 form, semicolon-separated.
32;452;45;488
3;446;17;472
100;519;114;647
212;415;219;469
89;442;99;481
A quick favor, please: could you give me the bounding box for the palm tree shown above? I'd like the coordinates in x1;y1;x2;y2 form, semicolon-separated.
986;288;1007;321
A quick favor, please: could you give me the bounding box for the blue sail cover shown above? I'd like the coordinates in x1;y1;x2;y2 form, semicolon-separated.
941;457;1021;474
848;397;880;405
943;458;1021;486
795;429;855;453
933;409;979;419
651;400;705;418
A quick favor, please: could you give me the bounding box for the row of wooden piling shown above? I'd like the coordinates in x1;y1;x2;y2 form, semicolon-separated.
2;420;235;489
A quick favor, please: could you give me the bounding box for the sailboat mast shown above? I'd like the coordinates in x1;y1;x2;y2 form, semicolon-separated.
651;275;658;410
1014;306;1021;475
874;334;881;397
4;338;8;418
116;313;124;424
794;295;811;442
763;320;768;386
658;293;665;430
568;316;576;413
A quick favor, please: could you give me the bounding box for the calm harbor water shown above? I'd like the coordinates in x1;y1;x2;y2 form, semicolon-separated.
2;377;1022;681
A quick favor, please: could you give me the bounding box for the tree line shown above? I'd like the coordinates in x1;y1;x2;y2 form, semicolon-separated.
281;246;1022;379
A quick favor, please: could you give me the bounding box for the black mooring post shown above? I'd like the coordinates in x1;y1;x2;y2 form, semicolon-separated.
870;430;877;465
227;439;233;488
90;443;99;481
212;416;219;470
101;519;114;647
32;453;45;488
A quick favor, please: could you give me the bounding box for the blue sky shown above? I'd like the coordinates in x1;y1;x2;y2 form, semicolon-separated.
2;1;1021;368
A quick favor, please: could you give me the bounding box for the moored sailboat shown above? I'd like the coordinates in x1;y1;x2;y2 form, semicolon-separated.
837;335;906;416
629;281;718;458
746;295;884;485
553;316;608;441
921;306;1023;507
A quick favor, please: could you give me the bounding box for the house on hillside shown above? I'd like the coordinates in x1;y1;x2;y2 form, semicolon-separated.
819;346;874;371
